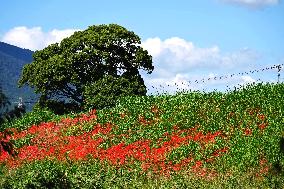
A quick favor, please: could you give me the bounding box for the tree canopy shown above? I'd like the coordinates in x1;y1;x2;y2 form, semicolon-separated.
19;24;154;112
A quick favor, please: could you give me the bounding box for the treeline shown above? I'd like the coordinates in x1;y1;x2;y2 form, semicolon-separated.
0;86;26;125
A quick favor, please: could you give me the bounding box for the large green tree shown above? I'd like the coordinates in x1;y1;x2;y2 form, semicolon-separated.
19;24;153;111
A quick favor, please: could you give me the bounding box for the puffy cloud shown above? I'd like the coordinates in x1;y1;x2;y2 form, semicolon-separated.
141;37;265;95
1;26;79;50
220;0;280;8
142;37;259;77
144;73;197;95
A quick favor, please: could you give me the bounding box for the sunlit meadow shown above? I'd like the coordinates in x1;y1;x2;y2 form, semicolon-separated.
0;82;283;188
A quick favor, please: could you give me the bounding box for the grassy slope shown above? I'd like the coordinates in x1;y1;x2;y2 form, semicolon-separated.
0;82;283;188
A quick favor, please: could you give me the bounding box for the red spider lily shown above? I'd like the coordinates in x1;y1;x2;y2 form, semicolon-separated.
258;166;269;176
248;110;254;116
0;130;17;157
138;115;149;125
191;161;215;178
259;158;267;166
150;105;159;114
60;117;74;126
120;113;126;118
196;168;207;177
212;147;229;157
180;157;193;165
27;125;38;134
169;135;187;147
18;145;41;161
173;125;179;130
205;157;215;163
255;157;270;177
192;160;203;169
258;122;267;130
12;130;28;140
163;132;169;137
243;128;252;136
193;131;203;141
200;131;223;144
0;151;9;162
172;163;181;171
141;162;152;171
257;114;265;121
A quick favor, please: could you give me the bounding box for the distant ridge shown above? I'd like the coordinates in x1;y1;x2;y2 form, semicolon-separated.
0;42;33;62
0;42;37;111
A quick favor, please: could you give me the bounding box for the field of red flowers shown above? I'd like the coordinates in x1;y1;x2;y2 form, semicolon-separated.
0;82;283;188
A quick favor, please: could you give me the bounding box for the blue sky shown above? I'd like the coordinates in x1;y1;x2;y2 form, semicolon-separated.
1;0;284;95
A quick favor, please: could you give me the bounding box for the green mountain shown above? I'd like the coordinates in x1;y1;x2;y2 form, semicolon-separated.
0;42;37;111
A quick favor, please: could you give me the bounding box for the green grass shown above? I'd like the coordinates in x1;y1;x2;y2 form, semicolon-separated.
0;82;284;188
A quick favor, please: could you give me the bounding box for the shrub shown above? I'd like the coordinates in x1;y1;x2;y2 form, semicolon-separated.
83;75;146;110
0;160;71;189
35;99;81;115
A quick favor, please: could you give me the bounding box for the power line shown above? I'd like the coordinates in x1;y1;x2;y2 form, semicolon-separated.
148;63;284;94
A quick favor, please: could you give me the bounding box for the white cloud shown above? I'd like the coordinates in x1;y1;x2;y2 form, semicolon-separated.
142;37;259;77
1;26;79;50
220;0;280;8
144;73;198;95
240;75;256;83
141;37;267;95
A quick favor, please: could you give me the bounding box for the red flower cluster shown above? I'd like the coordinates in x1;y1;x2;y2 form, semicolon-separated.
0;109;228;179
255;158;270;178
243;128;253;136
257;114;265;121
258;122;268;130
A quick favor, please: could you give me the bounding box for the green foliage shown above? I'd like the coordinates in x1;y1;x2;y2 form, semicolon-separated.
19;24;153;113
36;99;81;115
0;108;58;131
0;86;10;117
0;159;283;188
1;82;284;188
83;75;146;110
0;160;71;189
1;85;26;125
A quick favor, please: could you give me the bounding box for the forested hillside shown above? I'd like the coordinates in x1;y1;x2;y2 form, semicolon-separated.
0;42;37;111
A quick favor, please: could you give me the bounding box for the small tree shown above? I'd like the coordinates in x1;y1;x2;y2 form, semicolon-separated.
0;86;10;119
0;86;16;157
19;24;154;112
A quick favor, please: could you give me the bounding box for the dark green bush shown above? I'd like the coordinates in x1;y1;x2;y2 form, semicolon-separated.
0;160;71;189
83;75;146;111
0;108;57;131
35;99;81;115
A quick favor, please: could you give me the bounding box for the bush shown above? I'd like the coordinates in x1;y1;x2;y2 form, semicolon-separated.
83;75;146;111
0;160;71;189
35;99;81;115
0;108;57;131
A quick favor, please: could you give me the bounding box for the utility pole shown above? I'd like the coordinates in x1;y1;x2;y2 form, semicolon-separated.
18;97;23;108
276;64;282;83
